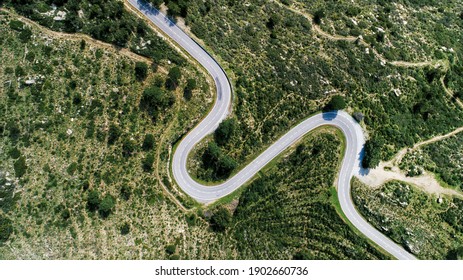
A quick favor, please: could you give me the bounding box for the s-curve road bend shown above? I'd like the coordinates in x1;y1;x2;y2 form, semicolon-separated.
128;0;416;260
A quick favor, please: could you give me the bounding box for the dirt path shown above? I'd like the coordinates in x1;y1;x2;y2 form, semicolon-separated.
391;125;463;165
124;0;222;211
441;77;463;109
358;125;463;198
272;0;446;70
358;161;463;198
272;0;463;197
1;8;156;66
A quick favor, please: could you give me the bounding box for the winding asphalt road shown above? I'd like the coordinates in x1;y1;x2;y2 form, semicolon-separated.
128;0;416;260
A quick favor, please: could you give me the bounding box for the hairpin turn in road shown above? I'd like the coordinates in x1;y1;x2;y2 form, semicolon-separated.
128;0;416;260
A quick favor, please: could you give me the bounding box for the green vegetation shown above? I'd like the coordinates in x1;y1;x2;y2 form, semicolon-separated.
0;13;213;259
200;142;237;180
165;244;176;255
183;78;197;101
323;95;346;111
13;156;27;178
99;194;116;218
352;179;463;259
140;85;175;120
209;207;231;232
214;118;236;146
142;153;155;172
142;133;156;151
0;216;13;244
399;133;463;190
134;62;149;81
166;66;181;90
362;139;383;169
3;0;184;64
120;222;130;235
183;0;463;180
225;129;386;259
87;190;101;212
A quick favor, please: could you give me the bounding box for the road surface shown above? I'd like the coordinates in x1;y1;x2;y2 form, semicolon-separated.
127;0;416;260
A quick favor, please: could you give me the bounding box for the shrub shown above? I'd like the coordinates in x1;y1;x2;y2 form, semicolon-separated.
122;137;137;157
165;244;176;255
8;147;21;159
142;153;155;172
67;162;78;176
210;207;231;232
142;133;155;151
293;249;313;260
87;190;101;212
165;66;181;90
0;216;13;244
140;86;174;118
214;118;236;146
120;185;132;201
14;156;27;178
19;28;32;43
362;139;384;169
324;95;346;111
15;66;25;77
313;9;325;25
134;61;148;81
183;78;197;101
9;20;24;31
120;222;130;235
99;194;115;218
107;124;121;145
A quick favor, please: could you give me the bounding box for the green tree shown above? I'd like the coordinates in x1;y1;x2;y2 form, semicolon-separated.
313;9;325;25
8;147;21;159
122;137;137;158
214;118;236;146
120;185;132;201
217;154;237;177
210;207;231;232
202;142;221;169
293;249;313;260
148;0;163;8
323;95;346;111
165;66;181;90
80;39;86;50
19;28;32;43
134;61;148;81
447;247;463;260
183;78;196;100
362;138;384;169
87;190;101;212
142;133;155;151
140;86;174;118
107;124;121;145
165;244;176;255
0;216;13;244
99;194;115;218
142;153;155;172
14;156;27;178
120;222;130;235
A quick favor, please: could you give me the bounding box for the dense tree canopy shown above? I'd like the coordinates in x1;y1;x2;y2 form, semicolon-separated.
214;118;236;146
362;138;384;169
210;207;231;232
323;95;346;111
202;141;237;179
